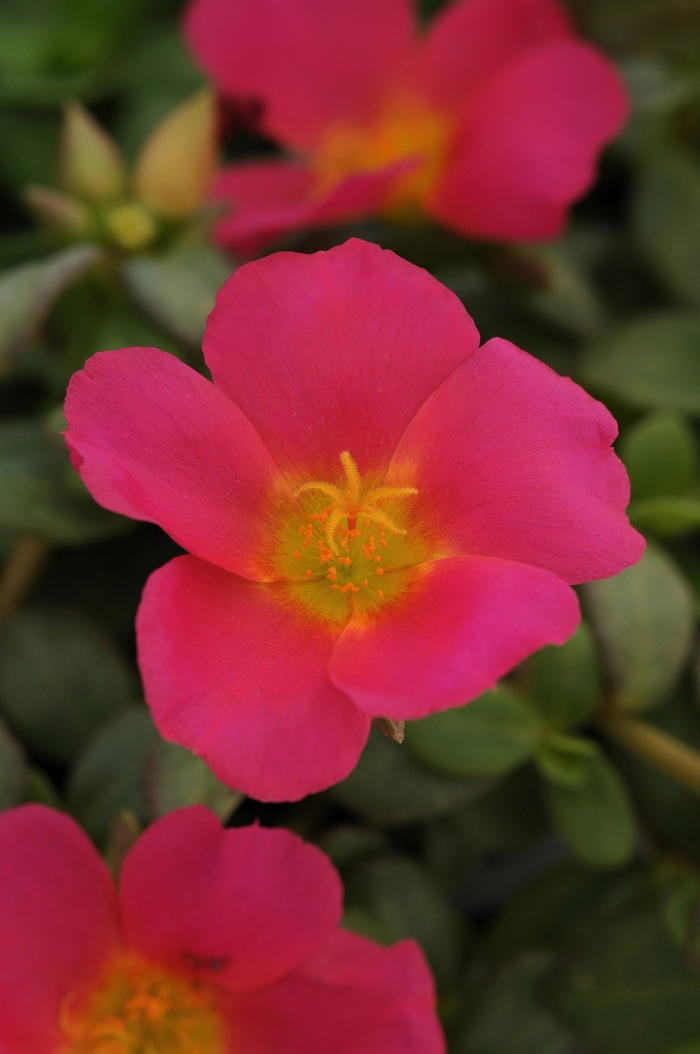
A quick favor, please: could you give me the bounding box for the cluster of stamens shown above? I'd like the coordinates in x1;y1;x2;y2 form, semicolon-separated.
59;956;223;1054
290;451;417;604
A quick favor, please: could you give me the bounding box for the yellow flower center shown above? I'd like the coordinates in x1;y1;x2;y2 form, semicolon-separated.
312;96;454;219
275;451;430;624
59;955;225;1054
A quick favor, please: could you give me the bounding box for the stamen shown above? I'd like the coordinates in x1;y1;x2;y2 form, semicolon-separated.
294;481;347;504
363;485;418;504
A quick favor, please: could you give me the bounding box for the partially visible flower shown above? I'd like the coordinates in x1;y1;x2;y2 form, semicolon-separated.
64;239;643;802
183;0;628;256
0;804;443;1053
24;91;217;253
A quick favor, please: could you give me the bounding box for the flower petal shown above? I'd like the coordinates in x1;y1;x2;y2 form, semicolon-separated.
329;555;580;720
0;805;119;1053
183;0;416;149
233;929;444;1054
429;40;628;240
421;0;572;111
120;807;342;994
387;337;645;584
211;160;402;258
136;555;370;802
203;239;480;480
65;347;287;579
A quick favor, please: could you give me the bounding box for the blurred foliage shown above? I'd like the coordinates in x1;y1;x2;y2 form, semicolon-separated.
3;1;700;1052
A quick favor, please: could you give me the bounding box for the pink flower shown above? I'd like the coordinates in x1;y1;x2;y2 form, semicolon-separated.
0;804;442;1053
182;0;628;256
64;239;643;802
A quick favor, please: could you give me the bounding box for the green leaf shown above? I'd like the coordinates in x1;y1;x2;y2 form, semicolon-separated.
0;419;131;543
634;154;700;306
315;824;390;870
0;608;134;765
582;544;694;712
0;244;102;371
343;854;465;984
404;687;543;778
329;728;491;826
629;496;700;538
620;411;699;500
580;311;700;415
534;731;598;787
143;738;243;822
122;245;235;349
486;861;640;959
526;623;601;729
0;715;28;810
66;706;158;846
546;749;636;869
452;952;574;1054
549;893;700;1054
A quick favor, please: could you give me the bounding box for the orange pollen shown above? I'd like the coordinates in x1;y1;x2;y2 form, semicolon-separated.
58;955;224;1054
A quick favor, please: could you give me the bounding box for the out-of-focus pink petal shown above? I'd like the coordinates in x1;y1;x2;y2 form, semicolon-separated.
120;807;342;994
329;556;579;721
183;0;416;149
211;160;402;258
421;0;572;111
386;337;645;585
202;239;480;480
65;348;288;580
233;929;444;1054
136;556;369;802
429;40;628;241
0;806;119;1054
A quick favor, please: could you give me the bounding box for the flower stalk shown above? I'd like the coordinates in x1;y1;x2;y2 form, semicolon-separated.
598;706;700;797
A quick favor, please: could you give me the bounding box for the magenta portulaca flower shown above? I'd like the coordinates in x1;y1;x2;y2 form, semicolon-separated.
0;805;442;1053
183;0;628;255
64;239;643;802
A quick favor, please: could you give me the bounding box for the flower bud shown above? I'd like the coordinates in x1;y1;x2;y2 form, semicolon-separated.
60;101;127;203
134;88;217;219
104;203;158;251
23;185;92;240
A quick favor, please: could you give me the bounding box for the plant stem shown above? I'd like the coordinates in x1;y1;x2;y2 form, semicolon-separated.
0;536;49;628
599;707;700;797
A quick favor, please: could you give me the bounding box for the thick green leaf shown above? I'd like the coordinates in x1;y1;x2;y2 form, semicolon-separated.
404;687;543;778
546;750;636;868
629;496;700;537
582;545;694;712
0;715;28;809
315;824;390;870
634;154;700;305
534;731;598;787
66;707;158;845
343;854;465;984
0;244;101;370
453;952;573;1054
580;312;700;414
549;893;700;1054
0;419;130;543
329;728;491;826
0;608;134;765
122;245;235;349
143;738;243;822
527;623;601;729
620;411;699;500
486;862;641;959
